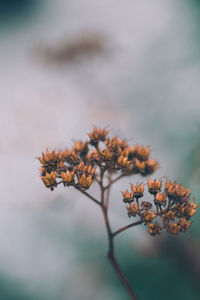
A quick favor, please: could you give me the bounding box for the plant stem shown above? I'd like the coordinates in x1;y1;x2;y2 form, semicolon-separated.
101;203;139;300
104;173;125;190
113;221;142;237
74;186;101;206
75;174;140;299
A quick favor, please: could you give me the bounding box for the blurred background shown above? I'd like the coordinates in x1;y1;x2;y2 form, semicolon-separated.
0;0;200;299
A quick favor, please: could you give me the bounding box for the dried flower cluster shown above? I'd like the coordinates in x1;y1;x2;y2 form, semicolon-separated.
39;126;158;191
123;179;197;236
38;126;198;300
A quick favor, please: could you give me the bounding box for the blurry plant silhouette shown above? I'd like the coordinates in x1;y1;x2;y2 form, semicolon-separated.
38;127;198;300
36;33;105;65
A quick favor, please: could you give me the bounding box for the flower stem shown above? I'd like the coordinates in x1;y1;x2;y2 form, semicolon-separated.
101;202;139;300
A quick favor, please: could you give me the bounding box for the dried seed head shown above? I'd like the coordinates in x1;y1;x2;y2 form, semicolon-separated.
143;210;156;222
145;159;158;174
169;223;180;235
131;184;144;198
41;171;57;189
147;179;162;194
88;126;108;146
141;201;152;210
127;203;140;217
122;190;134;203
123;178;197;236
135;145;150;161
61;170;75;184
78;174;92;189
155;192;167;204
134;158;146;171
117;155;131;169
164;210;175;221
148;223;161;236
100;148;113;161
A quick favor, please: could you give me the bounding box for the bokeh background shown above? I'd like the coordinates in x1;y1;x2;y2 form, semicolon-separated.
0;0;200;299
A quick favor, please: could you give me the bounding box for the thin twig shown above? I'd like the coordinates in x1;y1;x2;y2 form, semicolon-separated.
105;174;112;208
74;186;101;206
113;221;142;237
104;173;125;190
100;186;138;300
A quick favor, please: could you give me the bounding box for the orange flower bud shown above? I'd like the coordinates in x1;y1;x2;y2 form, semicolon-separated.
61;170;75;184
41;171;57;188
179;217;186;227
127;203;140;217
155;192;167;204
147;179;162;194
165;179;171;191
78;174;92;188
88;127;108;145
117;156;130;169
77;161;85;172
141;201;152;210
164;210;175;221
135;145;150;160
183;221;192;231
122;190;134;202
134;158;146;170
73;141;88;153
143;211;156;222
100;149;113;161
131;184;144;198
148;223;161;236
169;223;180;235
145;159;158;173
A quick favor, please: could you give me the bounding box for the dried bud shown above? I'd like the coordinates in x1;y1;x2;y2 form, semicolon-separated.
166;182;190;202
135;145;150;160
117;156;130;169
131;184;144;198
127;146;136;159
169;223;180;235
122;190;134;203
154;192;167;204
90;150;99;161
147;179;162;194
164;210;175;221
145;159;158;174
148;223;161;236
83;165;96;175
78;174;92;188
143;210;156;222
134;158;146;171
41;171;57;188
39;150;57;164
141;201;152;210
100;148;113;161
164;179;171;191
88;126;108;145
127;203;140;217
77;161;85;172
73;140;88;155
181;221;192;232
61;170;75;184
184;201;197;217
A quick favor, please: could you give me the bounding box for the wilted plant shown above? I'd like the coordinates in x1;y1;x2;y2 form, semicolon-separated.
38;127;198;299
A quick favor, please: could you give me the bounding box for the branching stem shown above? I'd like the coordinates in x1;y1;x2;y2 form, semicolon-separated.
100;202;139;300
113;221;142;237
73;171;140;299
74;185;101;206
